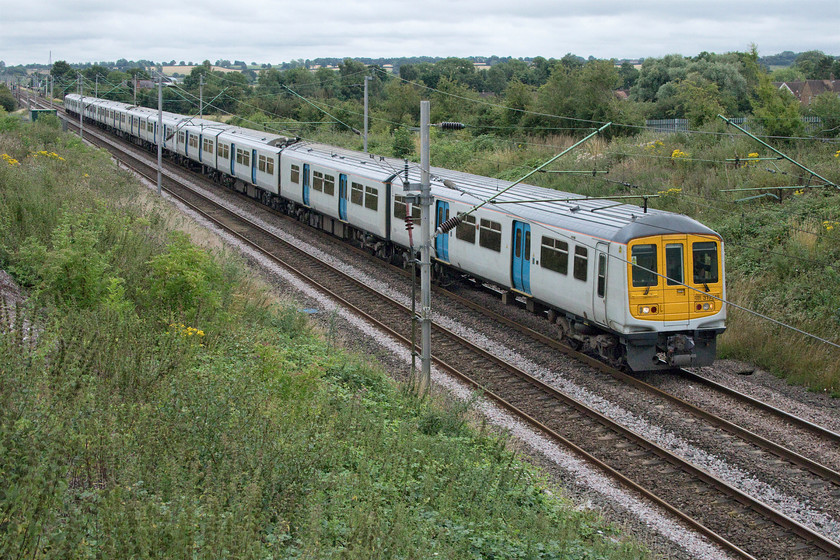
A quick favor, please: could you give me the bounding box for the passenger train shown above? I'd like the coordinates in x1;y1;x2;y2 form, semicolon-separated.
64;93;726;371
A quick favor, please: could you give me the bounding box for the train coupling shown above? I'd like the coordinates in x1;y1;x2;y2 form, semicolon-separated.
666;334;696;367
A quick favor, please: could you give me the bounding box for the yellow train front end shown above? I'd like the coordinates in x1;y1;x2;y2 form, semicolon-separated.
625;233;726;369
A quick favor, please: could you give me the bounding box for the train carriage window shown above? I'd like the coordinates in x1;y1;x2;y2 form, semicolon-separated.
189;135;199;149
323;174;335;196
364;186;378;211
597;254;607;297
540;236;568;275
573;246;588;281
479;219;502;252
258;154;274;174
178;131;185;144
455;213;476;243
351;182;363;205
217;143;230;159
692;242;719;284
203;138;215;153
312;171;324;191
236;148;250;167
631;244;658;287
394;195;407;219
290;164;300;184
666;244;684;285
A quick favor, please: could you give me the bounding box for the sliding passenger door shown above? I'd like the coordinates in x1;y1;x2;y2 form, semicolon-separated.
338;174;348;221
511;221;531;294
302;163;310;206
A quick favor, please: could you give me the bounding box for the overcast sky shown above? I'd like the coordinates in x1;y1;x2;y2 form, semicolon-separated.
1;0;838;66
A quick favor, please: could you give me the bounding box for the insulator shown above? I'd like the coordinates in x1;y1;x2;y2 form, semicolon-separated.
405;216;414;231
438;121;466;130
436;214;464;235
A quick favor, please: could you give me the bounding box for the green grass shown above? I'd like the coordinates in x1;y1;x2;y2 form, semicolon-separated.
0;112;649;557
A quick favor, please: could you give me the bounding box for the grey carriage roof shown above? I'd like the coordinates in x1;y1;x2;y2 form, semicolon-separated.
283;141;719;244
282;141;718;244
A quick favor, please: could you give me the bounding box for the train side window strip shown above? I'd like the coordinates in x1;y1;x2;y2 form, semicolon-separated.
573;245;588;282
394;195;407;219
597;254;607;297
364;186;378;211
540;236;569;275
290;164;300;184
455;213;476;243
479;219;502;252
313;171;324;192
351;182;363;205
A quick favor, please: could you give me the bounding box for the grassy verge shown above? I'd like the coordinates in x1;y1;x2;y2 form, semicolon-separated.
0;113;649;557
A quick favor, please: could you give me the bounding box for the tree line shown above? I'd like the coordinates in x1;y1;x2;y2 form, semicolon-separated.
39;49;840;141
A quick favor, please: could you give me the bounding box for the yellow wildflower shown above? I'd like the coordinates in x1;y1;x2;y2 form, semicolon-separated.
823;220;839;232
670;149;688;159
2;154;19;166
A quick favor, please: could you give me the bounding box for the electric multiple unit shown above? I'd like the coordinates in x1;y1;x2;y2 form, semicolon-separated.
65;93;726;371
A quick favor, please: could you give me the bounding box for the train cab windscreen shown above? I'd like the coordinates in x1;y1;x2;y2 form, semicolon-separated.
692;242;719;284
631;244;658;287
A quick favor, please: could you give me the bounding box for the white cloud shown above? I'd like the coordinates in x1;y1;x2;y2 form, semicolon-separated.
0;0;837;65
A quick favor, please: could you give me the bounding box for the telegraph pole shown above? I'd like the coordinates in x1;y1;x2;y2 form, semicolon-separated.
78;74;83;140
199;74;205;118
418;100;432;395
133;75;137;105
95;74;98;98
157;76;163;195
363;75;371;153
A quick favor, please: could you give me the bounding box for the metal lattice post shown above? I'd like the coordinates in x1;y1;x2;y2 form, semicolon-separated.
419;100;432;396
157;77;163;196
363;76;371;153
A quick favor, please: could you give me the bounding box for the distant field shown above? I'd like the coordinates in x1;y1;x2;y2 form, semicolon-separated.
161;65;242;76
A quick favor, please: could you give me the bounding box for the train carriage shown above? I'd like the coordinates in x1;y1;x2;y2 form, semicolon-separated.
280;143;392;240
62;93;726;371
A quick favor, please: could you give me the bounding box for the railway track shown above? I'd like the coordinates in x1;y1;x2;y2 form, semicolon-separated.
35;92;840;559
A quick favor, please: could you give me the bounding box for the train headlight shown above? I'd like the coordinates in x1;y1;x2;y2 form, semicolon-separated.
639;306;658;315
695;302;713;311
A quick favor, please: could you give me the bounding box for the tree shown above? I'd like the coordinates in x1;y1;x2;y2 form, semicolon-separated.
381;81;420;125
808;91;840;138
752;77;804;139
338;58;368;100
392;126;414;158
770;67;805;83
618;62;639;90
0;83;15;112
673;75;725;127
794;50;836;79
51;60;74;81
630;54;689;102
